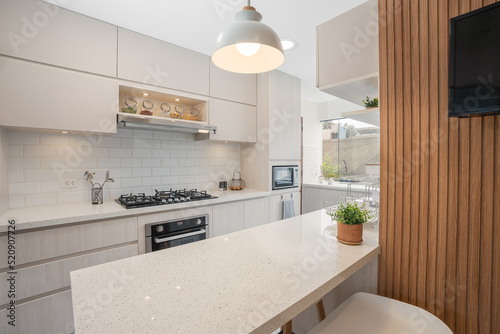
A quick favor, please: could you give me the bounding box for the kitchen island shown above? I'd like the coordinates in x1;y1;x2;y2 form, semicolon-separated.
70;209;379;334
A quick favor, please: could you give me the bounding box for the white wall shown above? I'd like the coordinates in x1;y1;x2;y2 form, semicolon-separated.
318;98;362;121
0;127;8;215
301;100;322;183
6;129;240;209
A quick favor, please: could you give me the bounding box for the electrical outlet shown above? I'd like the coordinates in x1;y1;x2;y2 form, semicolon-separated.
62;179;78;189
217;171;225;179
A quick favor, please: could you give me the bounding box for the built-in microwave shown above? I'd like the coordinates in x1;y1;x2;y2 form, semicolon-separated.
272;165;299;190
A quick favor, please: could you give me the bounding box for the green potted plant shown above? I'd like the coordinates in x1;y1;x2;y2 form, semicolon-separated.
362;96;378;109
327;201;373;245
322;155;340;185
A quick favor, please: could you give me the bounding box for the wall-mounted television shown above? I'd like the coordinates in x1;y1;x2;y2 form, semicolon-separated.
449;2;500;118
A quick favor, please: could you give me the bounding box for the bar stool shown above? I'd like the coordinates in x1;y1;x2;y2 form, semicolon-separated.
308;293;453;334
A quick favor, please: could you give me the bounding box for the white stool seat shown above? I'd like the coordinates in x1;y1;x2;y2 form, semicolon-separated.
308;292;452;334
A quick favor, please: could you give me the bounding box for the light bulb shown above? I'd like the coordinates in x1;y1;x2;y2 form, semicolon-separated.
236;43;261;56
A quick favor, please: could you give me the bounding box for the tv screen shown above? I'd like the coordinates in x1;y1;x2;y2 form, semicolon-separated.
449;2;500;117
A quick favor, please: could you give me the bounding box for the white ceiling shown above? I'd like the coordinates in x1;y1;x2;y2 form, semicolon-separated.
42;0;367;103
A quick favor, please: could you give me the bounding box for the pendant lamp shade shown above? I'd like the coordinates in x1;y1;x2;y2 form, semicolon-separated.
212;6;285;74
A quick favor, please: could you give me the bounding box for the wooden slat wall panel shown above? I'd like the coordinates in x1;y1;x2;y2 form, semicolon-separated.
377;0;389;297
377;0;500;333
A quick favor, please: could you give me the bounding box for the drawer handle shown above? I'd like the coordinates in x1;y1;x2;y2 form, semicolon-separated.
154;229;206;243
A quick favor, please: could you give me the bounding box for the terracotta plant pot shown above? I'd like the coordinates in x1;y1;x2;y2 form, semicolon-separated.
337;222;363;245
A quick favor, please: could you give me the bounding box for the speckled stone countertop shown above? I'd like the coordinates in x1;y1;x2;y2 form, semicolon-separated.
71;210;380;334
0;189;270;232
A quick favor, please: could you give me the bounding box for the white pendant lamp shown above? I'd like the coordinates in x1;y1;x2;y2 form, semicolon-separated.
212;1;285;74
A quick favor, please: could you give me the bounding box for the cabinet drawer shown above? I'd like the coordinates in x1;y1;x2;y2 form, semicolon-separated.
0;0;117;77
0;217;137;268
0;244;137;305
0;290;73;334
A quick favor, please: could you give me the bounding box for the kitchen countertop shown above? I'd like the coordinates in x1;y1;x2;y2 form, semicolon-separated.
303;182;375;191
71;209;380;334
0;189;270;232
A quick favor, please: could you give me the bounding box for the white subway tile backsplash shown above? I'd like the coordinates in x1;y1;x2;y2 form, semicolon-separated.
97;158;121;168
57;192;85;204
152;149;170;158
120;138;142;148
133;130;153;139
8;145;23;157
142;177;162;187
161;159;178;167
170;167;187;176
8;170;23;183
161;141;178;149
121;178;142;188
8;158;40;170
171;150;187;158
24;170;58;182
152;168;170;176
40;134;69;145
142;158;161;167
132;168;152;177
132;148;151;158
6;129;241;208
110;148;132;158
9;196;25;209
10;183;40;196
25;194;57;207
9;132;39;144
153;132;170;140
121;158;142;168
24;145;56;157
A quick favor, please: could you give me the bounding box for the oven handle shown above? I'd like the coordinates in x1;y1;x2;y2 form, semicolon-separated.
154;229;206;243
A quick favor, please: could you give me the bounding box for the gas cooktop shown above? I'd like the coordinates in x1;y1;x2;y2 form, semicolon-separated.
116;189;218;209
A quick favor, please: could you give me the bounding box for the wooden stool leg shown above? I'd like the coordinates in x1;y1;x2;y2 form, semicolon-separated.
283;320;292;334
316;299;326;322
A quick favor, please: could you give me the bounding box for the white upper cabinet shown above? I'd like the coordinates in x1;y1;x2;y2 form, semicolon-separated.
268;71;301;161
117;28;210;96
316;0;378;105
0;0;117;77
196;99;256;143
0;56;117;133
209;61;257;106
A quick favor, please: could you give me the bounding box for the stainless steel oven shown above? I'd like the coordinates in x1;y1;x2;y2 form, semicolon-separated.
272;165;299;190
145;215;208;252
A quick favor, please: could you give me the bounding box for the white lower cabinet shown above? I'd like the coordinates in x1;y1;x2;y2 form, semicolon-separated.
212;201;245;237
269;191;301;223
0;217;139;334
243;197;270;229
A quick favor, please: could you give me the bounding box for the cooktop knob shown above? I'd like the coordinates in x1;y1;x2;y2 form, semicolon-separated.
156;225;164;233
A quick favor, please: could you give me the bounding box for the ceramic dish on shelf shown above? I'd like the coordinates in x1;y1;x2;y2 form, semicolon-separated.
121;97;137;114
140;99;154;116
159;102;171;117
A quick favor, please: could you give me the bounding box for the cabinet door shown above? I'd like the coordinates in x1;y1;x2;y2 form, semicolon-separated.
209;61;256;105
0;290;73;334
200;99;256;143
268;71;301;160
0;56;117;133
269;194;283;223
0;244;137;305
243;197;270;229
117;28;209;96
212;202;244;237
0;0;117;77
292;191;301;216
